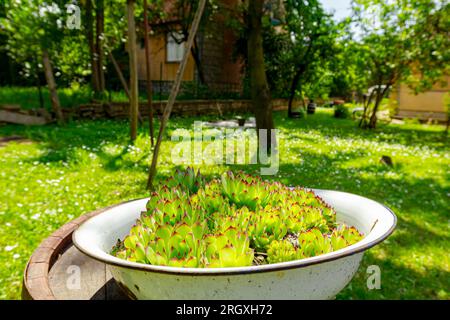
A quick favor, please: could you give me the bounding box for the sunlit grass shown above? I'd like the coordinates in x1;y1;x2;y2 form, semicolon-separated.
0;109;448;299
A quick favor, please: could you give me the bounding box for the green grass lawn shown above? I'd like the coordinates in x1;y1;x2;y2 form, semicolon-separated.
0;86;143;110
0;86;243;111
0;109;448;300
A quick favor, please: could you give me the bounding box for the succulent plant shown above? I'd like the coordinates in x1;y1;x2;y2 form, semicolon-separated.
267;226;363;263
204;228;254;268
166;167;205;194
112;168;363;268
266;239;299;264
221;171;271;210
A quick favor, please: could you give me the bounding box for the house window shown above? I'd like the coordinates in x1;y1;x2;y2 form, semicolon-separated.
166;31;184;63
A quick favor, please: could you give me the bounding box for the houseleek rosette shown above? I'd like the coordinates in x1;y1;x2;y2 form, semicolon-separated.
111;168;363;268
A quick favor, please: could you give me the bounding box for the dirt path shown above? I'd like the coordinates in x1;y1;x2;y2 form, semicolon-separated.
0;136;33;147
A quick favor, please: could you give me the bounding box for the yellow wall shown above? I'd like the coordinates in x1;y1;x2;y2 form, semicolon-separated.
394;77;449;114
137;33;195;82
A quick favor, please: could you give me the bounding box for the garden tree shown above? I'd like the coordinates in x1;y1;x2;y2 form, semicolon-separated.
282;0;337;117
1;0;69;124
353;0;450;129
127;0;139;142
261;21;292;99
90;0;159;135
81;0;105;95
82;0;154;139
323;18;372;101
229;1;276;139
246;0;275;148
101;0;135;95
81;0;105;94
328;37;370;101
80;0;146;97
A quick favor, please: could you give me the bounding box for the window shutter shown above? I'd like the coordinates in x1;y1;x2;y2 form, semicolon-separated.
167;32;184;62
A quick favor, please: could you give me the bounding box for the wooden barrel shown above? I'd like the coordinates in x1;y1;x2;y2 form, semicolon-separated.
22;205;128;300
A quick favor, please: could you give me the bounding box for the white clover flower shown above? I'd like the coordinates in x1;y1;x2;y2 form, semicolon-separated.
5;244;18;252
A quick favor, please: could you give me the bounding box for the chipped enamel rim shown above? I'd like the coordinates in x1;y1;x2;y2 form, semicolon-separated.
73;189;396;276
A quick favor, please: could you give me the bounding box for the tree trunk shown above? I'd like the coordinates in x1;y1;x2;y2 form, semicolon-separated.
85;0;100;93
8;52;16;86
287;31;314;118
108;51;130;99
96;0;105;92
368;96;382;129
147;0;207;190
36;73;44;110
368;85;391;129
191;38;207;85
127;0;139;142
42;49;64;124
247;0;275;150
144;0;155;145
34;56;44;109
288;70;302;117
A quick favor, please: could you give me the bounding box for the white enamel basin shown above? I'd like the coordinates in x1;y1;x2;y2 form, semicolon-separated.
73;190;396;300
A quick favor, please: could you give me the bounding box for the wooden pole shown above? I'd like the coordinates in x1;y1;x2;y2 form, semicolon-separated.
42;49;64;124
127;0;139;141
144;0;155;146
96;0;105;92
147;0;207;189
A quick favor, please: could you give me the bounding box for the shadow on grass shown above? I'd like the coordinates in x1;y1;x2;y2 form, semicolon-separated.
339;252;450;299
276;111;448;151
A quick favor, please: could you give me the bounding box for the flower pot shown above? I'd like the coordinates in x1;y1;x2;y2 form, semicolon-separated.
237;118;246;127
73;190;396;300
307;103;317;114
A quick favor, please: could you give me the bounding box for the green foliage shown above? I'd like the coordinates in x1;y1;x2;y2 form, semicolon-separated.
0;86;92;110
334;104;350;119
263;0;339;100
351;0;450;128
0;86;206;111
1;0;89;84
112;169;363;268
328;38;371;99
0;0;167;87
293;106;307;119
